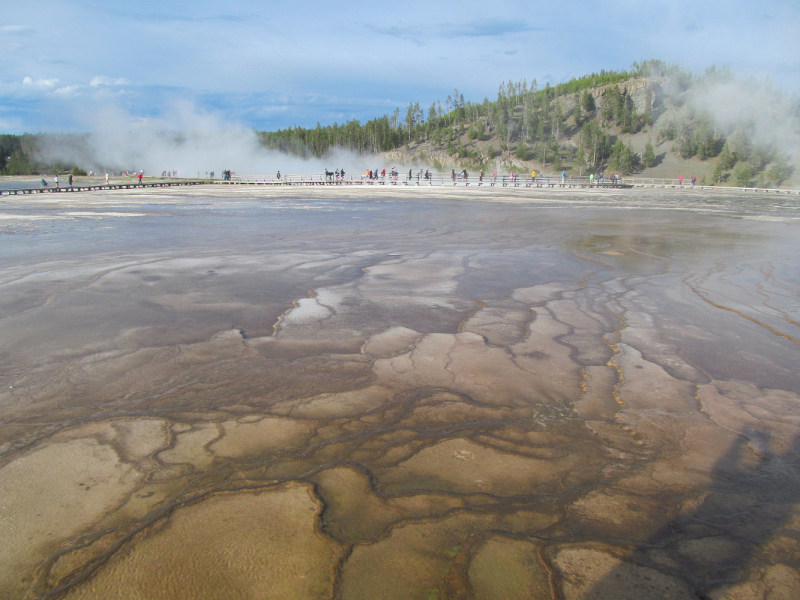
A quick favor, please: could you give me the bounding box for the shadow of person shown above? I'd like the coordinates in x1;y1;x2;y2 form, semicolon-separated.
575;428;800;599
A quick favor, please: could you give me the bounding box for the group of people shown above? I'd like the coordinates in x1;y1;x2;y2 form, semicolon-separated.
587;172;623;185
40;174;74;188
222;170;233;181
365;168;394;180
677;175;697;186
39;171;145;188
324;169;347;181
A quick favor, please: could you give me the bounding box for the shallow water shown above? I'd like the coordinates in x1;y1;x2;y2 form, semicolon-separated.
1;186;800;599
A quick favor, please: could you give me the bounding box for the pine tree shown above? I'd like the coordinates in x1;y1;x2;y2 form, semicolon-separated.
582;90;595;113
712;159;727;185
643;89;653;127
702;130;717;158
766;161;794;186
643;140;655;167
576;145;587;176
733;163;754;187
717;142;734;169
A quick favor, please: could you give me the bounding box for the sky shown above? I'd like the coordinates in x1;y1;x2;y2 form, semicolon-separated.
1;0;798;134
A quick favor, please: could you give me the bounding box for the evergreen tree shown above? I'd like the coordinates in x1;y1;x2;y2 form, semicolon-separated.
766;161;794;186
717;142;735;169
643;89;653;127
728;129;751;163
702;130;717;158
733;163;754;187
643;140;655;167
576;145;587;176
712;159;728;185
581;90;595;113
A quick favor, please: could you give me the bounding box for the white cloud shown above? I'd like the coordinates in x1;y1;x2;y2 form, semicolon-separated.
22;76;59;88
90;76;130;87
54;85;81;97
0;25;34;35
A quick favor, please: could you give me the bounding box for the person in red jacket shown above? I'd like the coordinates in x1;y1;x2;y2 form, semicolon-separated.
138;172;143;185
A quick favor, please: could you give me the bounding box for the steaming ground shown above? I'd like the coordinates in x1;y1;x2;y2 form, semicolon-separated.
1;185;800;599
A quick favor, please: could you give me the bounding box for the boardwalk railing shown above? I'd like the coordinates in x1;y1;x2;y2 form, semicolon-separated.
0;180;207;196
220;173;800;194
222;173;628;189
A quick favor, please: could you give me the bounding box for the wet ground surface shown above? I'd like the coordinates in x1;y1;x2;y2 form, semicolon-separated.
1;185;800;599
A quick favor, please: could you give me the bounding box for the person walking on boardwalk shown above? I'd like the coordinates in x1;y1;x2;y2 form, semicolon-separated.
561;170;566;184
105;172;109;185
451;169;455;182
493;169;497;183
41;177;47;188
691;175;696;186
138;171;143;185
678;175;683;186
479;170;483;182
277;170;281;180
531;169;537;183
68;174;73;187
54;175;59;188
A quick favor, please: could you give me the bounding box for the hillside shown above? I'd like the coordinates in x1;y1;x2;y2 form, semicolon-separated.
261;60;799;188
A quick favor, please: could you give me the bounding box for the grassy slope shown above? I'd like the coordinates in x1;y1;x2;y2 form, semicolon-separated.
382;77;798;188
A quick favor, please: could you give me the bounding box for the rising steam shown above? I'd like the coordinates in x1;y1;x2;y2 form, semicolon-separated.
35;101;375;177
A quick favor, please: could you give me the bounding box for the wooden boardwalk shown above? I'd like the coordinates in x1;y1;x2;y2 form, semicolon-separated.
0;180;206;196
216;177;632;190
217;175;800;194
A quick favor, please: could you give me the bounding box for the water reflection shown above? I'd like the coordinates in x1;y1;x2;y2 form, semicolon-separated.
0;187;798;599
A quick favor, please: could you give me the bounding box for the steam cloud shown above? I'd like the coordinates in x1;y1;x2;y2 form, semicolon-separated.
686;78;800;154
36;101;377;177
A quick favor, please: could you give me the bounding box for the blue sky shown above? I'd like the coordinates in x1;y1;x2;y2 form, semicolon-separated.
1;0;798;133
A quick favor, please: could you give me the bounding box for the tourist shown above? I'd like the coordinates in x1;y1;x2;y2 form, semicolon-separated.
561;170;566;184
54;175;59;188
41;177;47;188
479;170;483;182
679;175;684;185
451;169;455;182
138;171;143;185
68;174;73;187
493;169;497;182
692;175;696;186
105;172;109;184
277;170;281;180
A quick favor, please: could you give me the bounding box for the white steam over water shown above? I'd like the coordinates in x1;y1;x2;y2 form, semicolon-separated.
37;101;374;177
